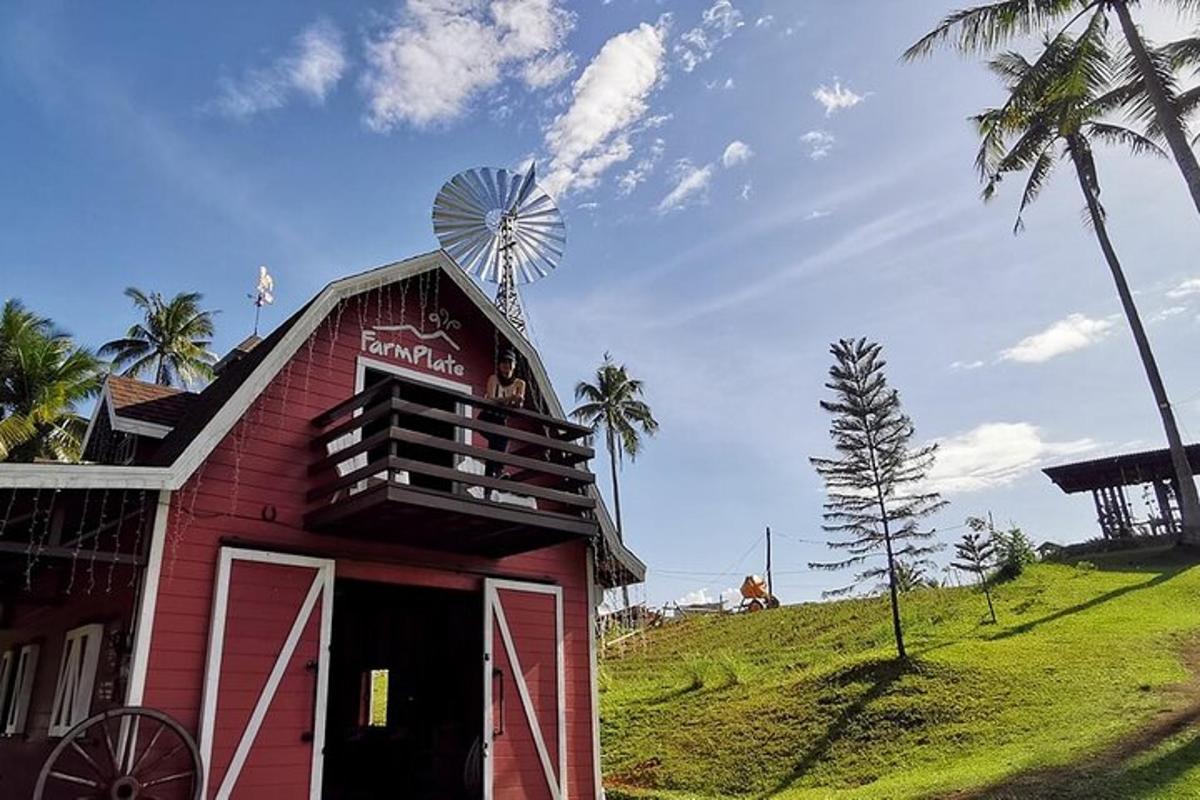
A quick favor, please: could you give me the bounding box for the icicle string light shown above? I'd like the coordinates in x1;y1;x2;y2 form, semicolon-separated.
0;488;16;539
88;489;110;595
128;490;148;587
22;488;43;590
66;487;93;595
105;490;131;594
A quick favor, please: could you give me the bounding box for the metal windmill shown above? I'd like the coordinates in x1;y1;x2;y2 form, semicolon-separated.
432;165;565;335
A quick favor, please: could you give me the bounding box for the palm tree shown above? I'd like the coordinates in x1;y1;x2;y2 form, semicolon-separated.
100;288;217;388
974;10;1200;540
0;300;103;462
571;352;659;541
906;0;1200;220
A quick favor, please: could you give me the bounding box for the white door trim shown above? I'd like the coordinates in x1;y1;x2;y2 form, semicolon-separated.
483;579;567;800
198;547;335;800
125;490;171;707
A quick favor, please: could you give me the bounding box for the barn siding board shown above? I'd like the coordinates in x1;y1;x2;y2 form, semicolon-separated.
137;275;599;799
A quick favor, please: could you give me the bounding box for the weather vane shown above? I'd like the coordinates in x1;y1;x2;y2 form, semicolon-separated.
431;164;565;335
249;265;275;335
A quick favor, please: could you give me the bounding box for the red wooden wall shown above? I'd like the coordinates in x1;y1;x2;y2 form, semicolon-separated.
140;269;599;798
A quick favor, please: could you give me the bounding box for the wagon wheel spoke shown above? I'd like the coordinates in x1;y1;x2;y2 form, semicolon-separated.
128;720;167;775
142;769;195;788
99;713;120;775
135;742;185;779
67;740;107;779
47;770;101;788
115;713;141;773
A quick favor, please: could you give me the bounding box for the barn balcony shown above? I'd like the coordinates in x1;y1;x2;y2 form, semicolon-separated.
306;375;599;558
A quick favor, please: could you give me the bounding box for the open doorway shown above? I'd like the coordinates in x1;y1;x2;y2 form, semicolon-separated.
323;580;483;800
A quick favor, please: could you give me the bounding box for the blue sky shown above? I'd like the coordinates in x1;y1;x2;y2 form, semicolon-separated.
3;0;1200;605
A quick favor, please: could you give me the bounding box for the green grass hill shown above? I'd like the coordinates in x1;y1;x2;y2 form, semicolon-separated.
599;547;1200;799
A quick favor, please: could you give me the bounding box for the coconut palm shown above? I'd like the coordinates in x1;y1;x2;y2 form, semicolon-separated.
100;288;217;388
0;300;103;462
906;0;1200;220
974;10;1200;539
571;352;659;541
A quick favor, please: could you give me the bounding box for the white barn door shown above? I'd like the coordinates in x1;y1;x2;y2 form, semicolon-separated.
198;548;334;800
483;579;566;800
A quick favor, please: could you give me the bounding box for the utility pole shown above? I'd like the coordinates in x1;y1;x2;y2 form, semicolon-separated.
765;526;773;600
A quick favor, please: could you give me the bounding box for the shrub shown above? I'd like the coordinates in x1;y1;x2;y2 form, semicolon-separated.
992;526;1036;581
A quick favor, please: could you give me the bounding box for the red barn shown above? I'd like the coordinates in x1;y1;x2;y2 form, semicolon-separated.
0;252;643;799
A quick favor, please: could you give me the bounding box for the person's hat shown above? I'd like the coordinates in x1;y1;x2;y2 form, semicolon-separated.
500;348;518;364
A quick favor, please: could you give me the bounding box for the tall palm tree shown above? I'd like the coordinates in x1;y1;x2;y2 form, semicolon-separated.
100;288;217;388
906;0;1200;220
571;353;659;541
0;300;103;462
974;10;1200;539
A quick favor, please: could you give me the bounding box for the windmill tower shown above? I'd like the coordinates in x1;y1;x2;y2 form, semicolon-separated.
432;165;566;335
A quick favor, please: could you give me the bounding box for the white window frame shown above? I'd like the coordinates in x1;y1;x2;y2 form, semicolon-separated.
47;623;105;737
3;643;40;736
0;650;14;727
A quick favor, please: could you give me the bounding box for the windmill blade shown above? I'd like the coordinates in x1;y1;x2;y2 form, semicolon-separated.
432;166;566;286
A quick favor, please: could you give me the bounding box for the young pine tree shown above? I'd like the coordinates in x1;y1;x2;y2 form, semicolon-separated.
810;338;946;661
954;521;998;624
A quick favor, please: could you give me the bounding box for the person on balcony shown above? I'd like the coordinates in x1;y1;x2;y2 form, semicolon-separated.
482;349;526;480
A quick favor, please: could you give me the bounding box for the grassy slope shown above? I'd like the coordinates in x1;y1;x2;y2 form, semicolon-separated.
600;548;1200;799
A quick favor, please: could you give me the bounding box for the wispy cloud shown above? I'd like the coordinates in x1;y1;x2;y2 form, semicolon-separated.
1150;305;1188;323
361;0;574;129
999;313;1116;363
617;137;666;196
801;130;836;159
675;0;745;72
656;159;714;213
813;81;866;116
949;360;985;371
721;140;753;168
926;422;1098;494
1166;277;1200;299
542;20;667;197
210;19;347;118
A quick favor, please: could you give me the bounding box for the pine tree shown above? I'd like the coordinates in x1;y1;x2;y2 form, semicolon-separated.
954;521;998;624
809;338;947;661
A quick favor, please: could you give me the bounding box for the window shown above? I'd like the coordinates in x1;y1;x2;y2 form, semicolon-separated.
48;624;104;737
0;650;13;726
358;668;389;728
3;643;39;736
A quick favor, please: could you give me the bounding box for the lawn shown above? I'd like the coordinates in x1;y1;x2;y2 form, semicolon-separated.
599;547;1200;799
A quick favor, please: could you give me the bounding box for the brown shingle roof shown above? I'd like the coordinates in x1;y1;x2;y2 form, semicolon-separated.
107;376;196;429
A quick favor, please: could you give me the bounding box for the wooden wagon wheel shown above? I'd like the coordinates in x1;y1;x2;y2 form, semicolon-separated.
33;706;203;800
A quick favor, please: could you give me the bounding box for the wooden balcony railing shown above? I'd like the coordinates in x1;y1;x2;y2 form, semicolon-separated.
304;375;599;556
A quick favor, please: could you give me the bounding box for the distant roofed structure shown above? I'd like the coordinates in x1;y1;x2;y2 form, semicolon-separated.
1043;444;1200;539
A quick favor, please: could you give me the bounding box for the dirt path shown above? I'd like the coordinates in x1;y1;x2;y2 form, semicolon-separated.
942;641;1200;800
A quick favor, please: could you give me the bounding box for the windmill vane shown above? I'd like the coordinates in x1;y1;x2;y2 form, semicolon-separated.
432;165;565;335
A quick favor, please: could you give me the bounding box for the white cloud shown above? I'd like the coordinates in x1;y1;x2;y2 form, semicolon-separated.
801;130;836;159
705;77;735;90
542;21;667;197
805;209;831;220
950;360;985;370
740;181;752;200
675;587;739;607
521;50;576;88
675;0;744;72
656;160;713;213
721;140;753;168
925;422;1099;494
813;81;866;116
617;138;665;196
1000;313;1116;363
1150;305;1188;323
1166;277;1200;299
362;0;574;130
755;14;774;27
211;19;347;118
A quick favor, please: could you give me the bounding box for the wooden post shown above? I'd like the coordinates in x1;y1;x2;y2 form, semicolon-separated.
765;526;773;601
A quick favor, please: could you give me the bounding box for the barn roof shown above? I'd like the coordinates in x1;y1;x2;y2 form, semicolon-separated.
107;376;196;429
0;250;645;584
1043;444;1200;494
